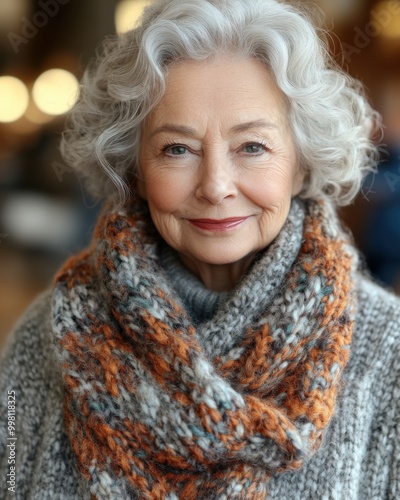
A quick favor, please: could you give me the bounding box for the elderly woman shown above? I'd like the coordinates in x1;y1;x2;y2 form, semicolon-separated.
1;0;400;498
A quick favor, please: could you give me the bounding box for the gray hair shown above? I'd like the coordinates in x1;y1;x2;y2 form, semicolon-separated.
61;0;381;206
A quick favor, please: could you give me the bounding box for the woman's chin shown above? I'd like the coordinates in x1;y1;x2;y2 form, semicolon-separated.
180;244;259;268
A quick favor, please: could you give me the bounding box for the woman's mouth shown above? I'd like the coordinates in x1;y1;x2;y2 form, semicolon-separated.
188;217;249;232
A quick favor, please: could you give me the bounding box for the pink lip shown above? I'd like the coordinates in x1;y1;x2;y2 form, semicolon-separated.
188;217;249;232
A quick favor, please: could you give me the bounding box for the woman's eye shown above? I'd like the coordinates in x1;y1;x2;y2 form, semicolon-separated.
167;145;188;155
242;143;265;154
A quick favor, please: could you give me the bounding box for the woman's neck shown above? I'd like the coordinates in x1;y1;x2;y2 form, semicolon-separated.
178;252;258;291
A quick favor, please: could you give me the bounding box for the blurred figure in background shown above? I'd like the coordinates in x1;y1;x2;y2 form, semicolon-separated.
362;79;400;292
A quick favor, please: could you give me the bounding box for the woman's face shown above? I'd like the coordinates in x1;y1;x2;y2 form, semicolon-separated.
138;55;303;268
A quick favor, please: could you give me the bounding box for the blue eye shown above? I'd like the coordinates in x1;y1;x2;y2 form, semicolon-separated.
243;143;264;154
168;145;188;155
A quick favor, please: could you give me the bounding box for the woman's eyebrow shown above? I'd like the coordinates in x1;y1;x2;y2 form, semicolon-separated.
230;119;277;133
149;124;197;138
149;120;277;139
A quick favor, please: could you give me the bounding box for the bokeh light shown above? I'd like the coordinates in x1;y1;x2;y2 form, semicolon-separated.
0;0;29;31
115;0;151;34
32;69;79;116
0;76;30;123
373;1;400;39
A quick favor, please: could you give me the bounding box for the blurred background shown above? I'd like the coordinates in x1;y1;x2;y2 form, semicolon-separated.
0;0;399;348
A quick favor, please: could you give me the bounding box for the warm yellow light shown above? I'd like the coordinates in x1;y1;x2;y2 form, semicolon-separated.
24;98;55;125
115;0;151;34
373;1;400;39
0;0;29;30
0;76;29;123
32;69;79;116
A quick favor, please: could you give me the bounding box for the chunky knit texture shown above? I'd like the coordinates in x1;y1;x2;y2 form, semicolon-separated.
49;197;358;499
1;199;400;499
159;243;231;325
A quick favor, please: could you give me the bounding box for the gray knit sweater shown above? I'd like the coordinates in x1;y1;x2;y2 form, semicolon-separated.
1;259;400;498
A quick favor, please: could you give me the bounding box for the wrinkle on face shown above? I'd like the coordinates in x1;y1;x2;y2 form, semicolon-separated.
137;55;304;291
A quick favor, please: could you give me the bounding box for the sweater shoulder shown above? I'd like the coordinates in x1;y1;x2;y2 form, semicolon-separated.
356;274;400;332
1;287;54;365
351;274;400;375
0;287;59;397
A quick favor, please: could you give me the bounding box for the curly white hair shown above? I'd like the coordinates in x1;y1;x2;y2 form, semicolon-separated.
60;0;381;206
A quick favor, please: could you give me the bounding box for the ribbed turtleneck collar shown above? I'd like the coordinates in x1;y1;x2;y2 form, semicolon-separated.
159;244;231;325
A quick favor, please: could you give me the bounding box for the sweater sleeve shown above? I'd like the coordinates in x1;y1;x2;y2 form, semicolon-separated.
388;336;400;499
0;290;81;500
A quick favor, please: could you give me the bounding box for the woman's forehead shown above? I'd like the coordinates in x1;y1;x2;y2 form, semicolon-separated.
144;56;289;133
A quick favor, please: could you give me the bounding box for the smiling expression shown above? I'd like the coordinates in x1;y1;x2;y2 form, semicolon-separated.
137;55;304;275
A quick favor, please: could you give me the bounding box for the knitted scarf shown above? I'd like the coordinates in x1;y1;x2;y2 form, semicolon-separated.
52;196;358;499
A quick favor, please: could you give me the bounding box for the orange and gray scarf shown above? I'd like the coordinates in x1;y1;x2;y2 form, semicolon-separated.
52;197;358;499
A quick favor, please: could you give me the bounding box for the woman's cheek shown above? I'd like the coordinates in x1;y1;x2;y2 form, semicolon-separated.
243;166;293;206
146;169;191;213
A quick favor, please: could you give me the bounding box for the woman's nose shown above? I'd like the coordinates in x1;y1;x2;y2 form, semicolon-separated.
195;155;238;204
